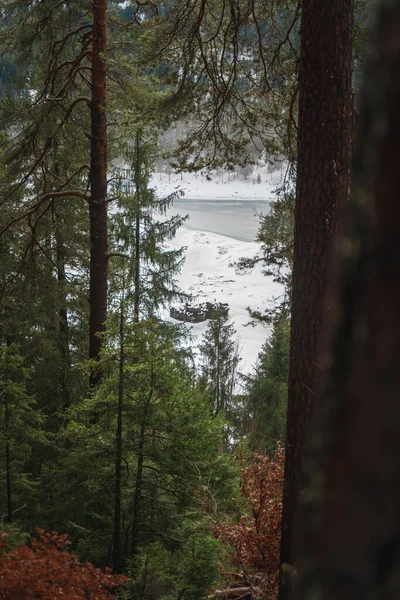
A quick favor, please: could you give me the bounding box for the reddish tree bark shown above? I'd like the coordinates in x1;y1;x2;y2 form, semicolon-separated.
89;0;108;386
298;1;400;598
279;1;354;595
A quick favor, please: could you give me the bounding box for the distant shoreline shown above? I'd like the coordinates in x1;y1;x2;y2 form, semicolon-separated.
166;197;271;242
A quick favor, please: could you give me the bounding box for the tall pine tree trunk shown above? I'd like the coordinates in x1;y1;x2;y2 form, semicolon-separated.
299;1;400;597
89;0;108;387
279;1;354;595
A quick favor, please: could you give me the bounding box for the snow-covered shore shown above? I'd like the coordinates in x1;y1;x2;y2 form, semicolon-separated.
150;161;284;201
162;228;283;375
158;163;285;375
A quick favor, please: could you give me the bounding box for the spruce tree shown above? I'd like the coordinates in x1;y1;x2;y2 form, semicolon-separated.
198;306;240;417
0;343;46;524
245;317;290;453
108;133;187;570
61;319;235;578
110;131;187;322
236;191;294;323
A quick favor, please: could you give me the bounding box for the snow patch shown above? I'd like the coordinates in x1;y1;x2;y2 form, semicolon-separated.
163;228;283;375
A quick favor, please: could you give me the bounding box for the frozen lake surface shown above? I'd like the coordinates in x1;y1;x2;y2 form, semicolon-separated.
169;198;270;242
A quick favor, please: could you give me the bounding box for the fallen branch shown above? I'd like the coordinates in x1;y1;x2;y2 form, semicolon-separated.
213;586;251;599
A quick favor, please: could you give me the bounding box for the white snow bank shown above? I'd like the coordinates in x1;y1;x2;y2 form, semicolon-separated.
162;227;284;376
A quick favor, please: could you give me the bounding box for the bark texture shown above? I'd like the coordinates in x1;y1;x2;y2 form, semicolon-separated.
279;0;354;592
89;0;108;386
299;1;400;598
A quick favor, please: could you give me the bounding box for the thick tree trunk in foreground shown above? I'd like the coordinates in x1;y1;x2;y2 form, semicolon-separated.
279;1;354;594
299;1;400;598
89;0;108;387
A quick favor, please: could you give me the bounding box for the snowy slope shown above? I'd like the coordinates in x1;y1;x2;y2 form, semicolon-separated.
162;228;283;375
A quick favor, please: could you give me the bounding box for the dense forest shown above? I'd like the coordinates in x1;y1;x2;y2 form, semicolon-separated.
1;0;399;599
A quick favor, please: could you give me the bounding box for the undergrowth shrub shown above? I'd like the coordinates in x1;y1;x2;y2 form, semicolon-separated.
0;527;128;599
212;447;284;595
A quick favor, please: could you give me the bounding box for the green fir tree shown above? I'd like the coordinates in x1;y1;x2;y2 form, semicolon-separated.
244;317;290;454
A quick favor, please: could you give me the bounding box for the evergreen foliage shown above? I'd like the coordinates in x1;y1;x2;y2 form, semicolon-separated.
244;318;290;454
236;190;294;323
136;0;300;168
0;0;375;597
61;318;238;586
198;306;241;417
0;343;46;524
110;131;187;321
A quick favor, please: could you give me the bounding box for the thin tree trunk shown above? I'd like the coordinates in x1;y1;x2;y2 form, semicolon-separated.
131;419;145;559
4;337;13;523
89;0;108;387
215;318;222;415
54;213;71;407
216;338;221;414
113;286;125;574
279;1;354;595
5;436;12;524
134;132;141;325
299;2;400;598
129;131;145;563
5;387;12;523
131;384;153;560
131;131;143;561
